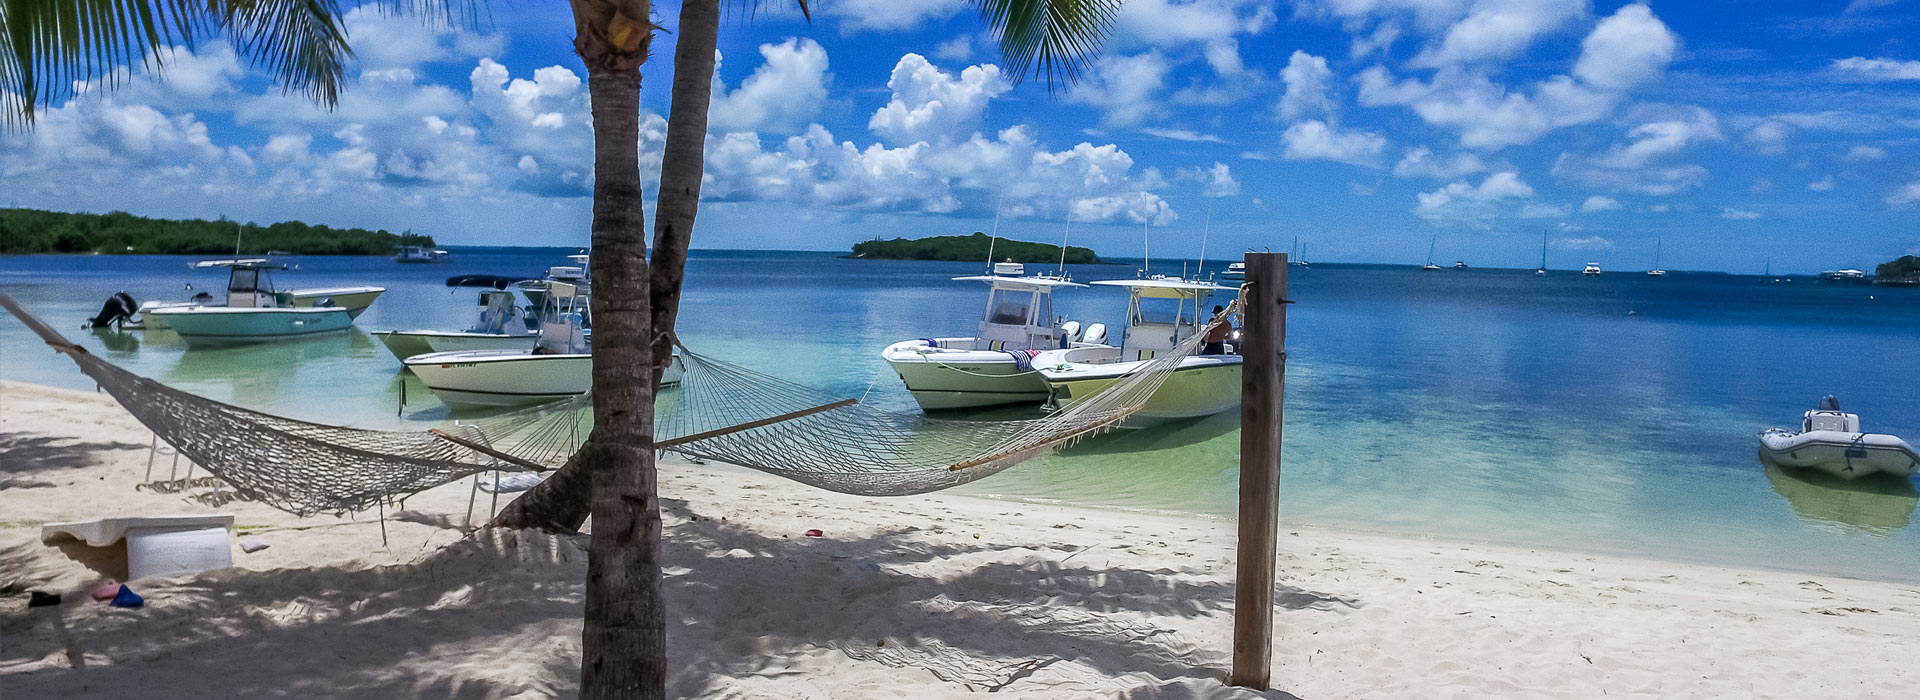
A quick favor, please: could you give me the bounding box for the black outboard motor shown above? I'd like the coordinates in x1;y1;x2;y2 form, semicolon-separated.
86;292;139;329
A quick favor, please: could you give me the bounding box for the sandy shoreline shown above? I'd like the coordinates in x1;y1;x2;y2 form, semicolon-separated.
3;379;1917;698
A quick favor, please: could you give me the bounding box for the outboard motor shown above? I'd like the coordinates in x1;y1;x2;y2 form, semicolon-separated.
86;292;139;329
1082;323;1108;346
1060;321;1082;344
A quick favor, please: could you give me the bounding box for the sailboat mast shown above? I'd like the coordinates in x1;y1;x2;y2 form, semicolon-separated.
1427;235;1437;266
1540;229;1548;270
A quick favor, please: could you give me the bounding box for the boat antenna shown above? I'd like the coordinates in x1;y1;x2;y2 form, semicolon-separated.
1142;215;1151;276
985;190;1004;274
1197;198;1213;281
1057;203;1075;276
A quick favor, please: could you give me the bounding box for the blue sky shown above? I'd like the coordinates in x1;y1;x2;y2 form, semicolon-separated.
2;1;1917;274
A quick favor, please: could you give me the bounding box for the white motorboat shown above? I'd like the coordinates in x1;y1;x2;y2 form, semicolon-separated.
142;260;384;344
1759;396;1919;480
1032;277;1242;421
513;253;592;311
1583;262;1603;275
404;280;682;410
133;258;384;330
394;245;451;263
1222;261;1246;281
881;271;1094;410
374;276;536;361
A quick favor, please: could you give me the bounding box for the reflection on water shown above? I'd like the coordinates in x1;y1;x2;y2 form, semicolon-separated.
90;327;141;356
1765;463;1917;535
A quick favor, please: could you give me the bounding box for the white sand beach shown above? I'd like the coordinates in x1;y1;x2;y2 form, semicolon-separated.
3;379;1917;699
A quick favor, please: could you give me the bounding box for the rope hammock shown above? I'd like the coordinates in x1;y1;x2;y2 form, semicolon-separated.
0;290;1238;516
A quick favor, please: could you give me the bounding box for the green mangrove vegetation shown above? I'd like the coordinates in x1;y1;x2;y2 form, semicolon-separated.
0;208;430;255
851;232;1101;264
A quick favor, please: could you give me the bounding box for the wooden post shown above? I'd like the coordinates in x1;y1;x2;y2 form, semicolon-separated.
1229;252;1288;689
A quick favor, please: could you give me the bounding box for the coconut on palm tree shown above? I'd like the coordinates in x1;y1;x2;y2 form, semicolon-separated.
3;1;1124;698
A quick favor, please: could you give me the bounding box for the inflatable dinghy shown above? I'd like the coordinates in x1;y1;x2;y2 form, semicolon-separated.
1759;396;1919;480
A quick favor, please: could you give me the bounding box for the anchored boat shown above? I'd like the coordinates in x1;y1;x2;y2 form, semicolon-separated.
882;264;1096;410
132;258;384;331
1759;396;1920;480
405;280;681;409
141;259;384;344
1032;277;1242;421
374;275;537;361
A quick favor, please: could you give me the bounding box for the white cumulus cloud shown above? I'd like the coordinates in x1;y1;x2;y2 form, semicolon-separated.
1278;51;1335;120
868;54;1009;144
1580;195;1622;212
1282;120;1388;167
710;38;832;135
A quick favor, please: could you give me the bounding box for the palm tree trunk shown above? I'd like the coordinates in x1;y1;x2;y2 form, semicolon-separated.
567;1;663;698
487;449;591;532
647;0;720;375
578;62;666;700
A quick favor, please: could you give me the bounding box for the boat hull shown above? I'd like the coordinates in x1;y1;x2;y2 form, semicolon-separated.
1037;352;1243;420
374;331;537;361
152;307;355;345
1759;430;1920;480
405;350;684;409
882;339;1049;410
288;287;385;319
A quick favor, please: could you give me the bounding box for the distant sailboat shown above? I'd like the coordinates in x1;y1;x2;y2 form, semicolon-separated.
1290;239;1309;267
1536;230;1549;275
1422;235;1441;270
1648;238;1668;277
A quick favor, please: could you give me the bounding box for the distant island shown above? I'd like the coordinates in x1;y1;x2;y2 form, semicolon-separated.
1877;254;1920;286
850;232;1101;264
0;208;431;256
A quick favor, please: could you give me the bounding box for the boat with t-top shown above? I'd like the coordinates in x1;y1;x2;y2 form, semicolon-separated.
373;275;537;361
141;259;385;344
881;261;1100;410
404;280;681;410
1031;276;1242;421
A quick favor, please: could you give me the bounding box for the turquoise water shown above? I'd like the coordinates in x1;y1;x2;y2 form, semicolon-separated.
4;249;1918;581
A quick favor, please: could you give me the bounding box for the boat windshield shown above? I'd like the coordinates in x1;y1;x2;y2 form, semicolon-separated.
1133;297;1188;326
228;267;267;293
985;288;1033;326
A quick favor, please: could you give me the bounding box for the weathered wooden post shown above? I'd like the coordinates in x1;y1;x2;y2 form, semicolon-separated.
1229;252;1287;689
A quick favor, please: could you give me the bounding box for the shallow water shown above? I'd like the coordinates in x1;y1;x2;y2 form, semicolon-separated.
3;249;1917;581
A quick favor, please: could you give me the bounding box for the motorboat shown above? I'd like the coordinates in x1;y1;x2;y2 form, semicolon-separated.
1031;277;1242;421
373;275;536;361
1583;262;1602;276
1222;261;1246;281
141;260;384;344
132;258;384;330
404;280;681;410
1454;260;1468;269
513;253;592;312
394;245;451;263
1758;396;1920;480
881;270;1094;410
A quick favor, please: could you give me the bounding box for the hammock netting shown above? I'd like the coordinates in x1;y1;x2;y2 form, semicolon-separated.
1;291;1239;517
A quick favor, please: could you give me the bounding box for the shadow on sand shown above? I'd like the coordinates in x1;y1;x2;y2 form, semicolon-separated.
1;496;1325;699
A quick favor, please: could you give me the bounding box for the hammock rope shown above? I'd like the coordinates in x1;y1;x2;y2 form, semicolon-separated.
0;290;1240;516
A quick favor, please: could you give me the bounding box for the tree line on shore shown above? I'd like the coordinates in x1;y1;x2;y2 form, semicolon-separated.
851;232;1102;264
0;208;430;255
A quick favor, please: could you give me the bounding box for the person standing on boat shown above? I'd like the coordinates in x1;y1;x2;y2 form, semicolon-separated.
1203;305;1234;355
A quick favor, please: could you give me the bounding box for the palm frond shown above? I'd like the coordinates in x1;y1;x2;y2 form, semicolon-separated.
220;0;354;107
975;0;1121;91
1;0;482;127
1;0;208;124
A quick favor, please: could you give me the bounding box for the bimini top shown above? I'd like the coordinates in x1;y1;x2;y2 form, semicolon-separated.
951;275;1086;289
191;258;285;270
445;274;534;289
1090;277;1233;297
